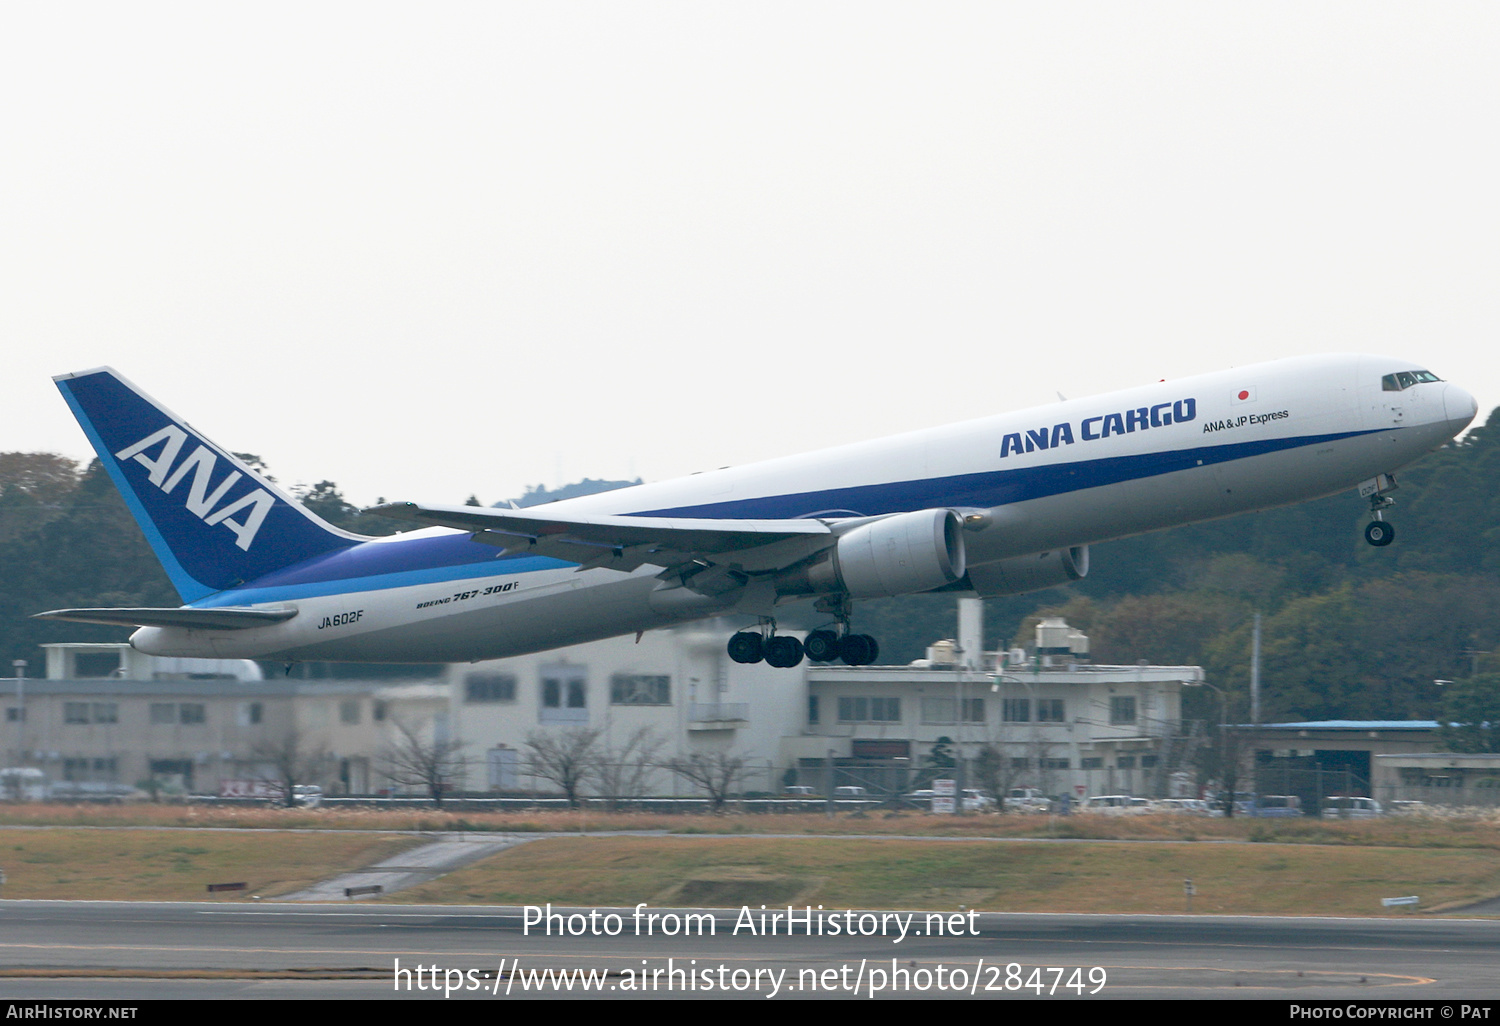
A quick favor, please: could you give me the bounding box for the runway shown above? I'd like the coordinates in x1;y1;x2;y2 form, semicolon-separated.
2;900;1498;1000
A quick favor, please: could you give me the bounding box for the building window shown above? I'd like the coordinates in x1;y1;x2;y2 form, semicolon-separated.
540;666;588;724
1109;696;1137;725
610;674;670;705
179;703;206;725
238;702;263;726
1080;757;1104;770
1037;699;1065;722
1010;758;1030;770
1002;698;1030;723
1116;755;1136;769
465;673;517;704
68;702;117;724
1041;758;1071;770
373;701;387;722
920;698;955;724
1140;755;1158;768
150;703;176;725
808;695;819;725
340;700;360;725
839;697;900;723
5;707;23;722
961;698;985;723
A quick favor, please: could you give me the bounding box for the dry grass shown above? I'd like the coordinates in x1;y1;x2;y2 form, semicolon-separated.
390;834;1500;916
0;828;420;900
2;803;1500;850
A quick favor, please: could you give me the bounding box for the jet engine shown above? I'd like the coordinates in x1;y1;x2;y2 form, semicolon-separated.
783;508;967;599
965;546;1089;597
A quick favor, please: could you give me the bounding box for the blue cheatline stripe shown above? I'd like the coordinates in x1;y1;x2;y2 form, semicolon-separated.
115;420;1388;608
192;555;574;607
58;383;214;603
631;428;1384;520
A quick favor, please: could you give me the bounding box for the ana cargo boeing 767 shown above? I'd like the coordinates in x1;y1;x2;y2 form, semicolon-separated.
36;356;1477;668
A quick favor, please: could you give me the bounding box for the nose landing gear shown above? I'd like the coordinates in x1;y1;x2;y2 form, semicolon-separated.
1360;474;1398;547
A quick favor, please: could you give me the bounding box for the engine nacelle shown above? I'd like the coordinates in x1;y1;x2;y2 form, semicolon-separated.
965;546;1089;597
793;508;967;599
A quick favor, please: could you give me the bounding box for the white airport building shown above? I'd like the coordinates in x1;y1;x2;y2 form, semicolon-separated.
3;602;1205;802
447;602;1205;801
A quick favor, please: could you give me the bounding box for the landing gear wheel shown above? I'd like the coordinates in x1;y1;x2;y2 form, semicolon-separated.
804;630;841;663
727;631;765;664
839;633;879;666
764;635;805;668
1364;520;1395;547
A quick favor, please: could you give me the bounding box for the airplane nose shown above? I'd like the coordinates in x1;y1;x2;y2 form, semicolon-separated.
1443;384;1479;431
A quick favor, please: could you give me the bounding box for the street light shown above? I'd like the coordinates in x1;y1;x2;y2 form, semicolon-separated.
11;660;26;768
991;672;1036;798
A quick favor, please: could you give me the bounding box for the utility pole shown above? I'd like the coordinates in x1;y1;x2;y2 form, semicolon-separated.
11;660;26;768
1250;614;1261;726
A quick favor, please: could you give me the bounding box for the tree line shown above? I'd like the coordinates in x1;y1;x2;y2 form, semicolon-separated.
5;410;1500;747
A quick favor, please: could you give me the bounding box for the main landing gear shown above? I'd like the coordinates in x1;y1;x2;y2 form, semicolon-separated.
726;625;880;668
1361;473;1398;548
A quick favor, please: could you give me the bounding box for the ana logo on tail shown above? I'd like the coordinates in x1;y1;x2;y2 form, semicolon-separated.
114;426;275;551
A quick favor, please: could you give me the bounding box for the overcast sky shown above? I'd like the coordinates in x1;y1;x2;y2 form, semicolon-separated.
4;3;1497;507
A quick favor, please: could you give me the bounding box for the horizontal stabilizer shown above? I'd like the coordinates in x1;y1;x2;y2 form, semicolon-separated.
32;606;299;631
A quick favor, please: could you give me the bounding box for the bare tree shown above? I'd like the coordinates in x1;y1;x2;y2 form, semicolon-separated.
589;727;666;808
384;717;469;806
973;743;1026;813
1199;723;1252;817
524;728;602;806
253;728;330;808
668;751;744;811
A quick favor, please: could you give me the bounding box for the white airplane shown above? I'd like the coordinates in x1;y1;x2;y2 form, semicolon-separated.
37;355;1477;668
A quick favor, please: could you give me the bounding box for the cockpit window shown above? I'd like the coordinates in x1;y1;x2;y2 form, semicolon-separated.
1381;370;1442;392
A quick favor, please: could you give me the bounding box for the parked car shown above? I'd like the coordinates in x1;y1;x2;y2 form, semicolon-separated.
0;767;47;802
897;787;992;811
47;780;137;802
782;785;816;796
291;785;324;808
833;786;869;799
961;788;997;812
1321;796;1381;819
1245;794;1303;818
1150;798;1215;816
1003;787;1053;813
1080;794;1149;815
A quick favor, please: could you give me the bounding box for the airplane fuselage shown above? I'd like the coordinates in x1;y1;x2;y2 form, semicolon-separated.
78;354;1476;664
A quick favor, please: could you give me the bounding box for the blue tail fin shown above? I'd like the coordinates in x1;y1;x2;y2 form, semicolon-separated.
55;368;362;603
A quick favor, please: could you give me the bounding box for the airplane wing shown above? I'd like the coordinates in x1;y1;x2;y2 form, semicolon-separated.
32;607;299;631
366;501;838;575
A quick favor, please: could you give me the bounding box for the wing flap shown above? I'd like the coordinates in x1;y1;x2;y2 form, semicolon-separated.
367;501;837;572
32;606;299;631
